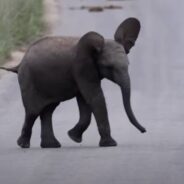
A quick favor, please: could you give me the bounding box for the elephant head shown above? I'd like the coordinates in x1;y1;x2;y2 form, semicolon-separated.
96;18;146;133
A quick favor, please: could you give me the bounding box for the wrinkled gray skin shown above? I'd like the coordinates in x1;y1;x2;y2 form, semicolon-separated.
0;18;146;148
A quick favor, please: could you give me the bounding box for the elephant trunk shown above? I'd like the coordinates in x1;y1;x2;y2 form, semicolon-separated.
114;69;146;133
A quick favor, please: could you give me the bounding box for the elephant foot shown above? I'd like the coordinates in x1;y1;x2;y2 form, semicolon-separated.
68;129;82;143
99;137;117;147
17;136;30;148
41;137;61;148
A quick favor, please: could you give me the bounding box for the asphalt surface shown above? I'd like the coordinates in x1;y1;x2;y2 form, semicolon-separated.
0;0;184;184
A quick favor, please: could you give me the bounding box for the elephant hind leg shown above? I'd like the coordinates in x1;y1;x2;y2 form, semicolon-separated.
18;82;61;148
17;112;38;148
40;102;61;148
17;91;47;148
68;94;92;143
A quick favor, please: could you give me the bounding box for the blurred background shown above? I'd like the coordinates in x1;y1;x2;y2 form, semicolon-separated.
0;0;43;61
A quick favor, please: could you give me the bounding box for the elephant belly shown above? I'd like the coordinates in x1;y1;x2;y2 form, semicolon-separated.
33;75;78;101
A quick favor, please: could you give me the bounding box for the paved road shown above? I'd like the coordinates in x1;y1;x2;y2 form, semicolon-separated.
0;0;184;184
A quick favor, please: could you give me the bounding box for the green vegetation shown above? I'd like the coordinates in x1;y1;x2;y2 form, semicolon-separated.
0;0;44;61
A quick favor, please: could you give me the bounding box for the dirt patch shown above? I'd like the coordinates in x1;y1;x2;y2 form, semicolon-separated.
69;5;123;12
43;0;60;34
107;0;132;1
3;51;24;68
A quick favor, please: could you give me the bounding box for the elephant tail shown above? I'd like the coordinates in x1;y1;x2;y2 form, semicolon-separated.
0;65;19;73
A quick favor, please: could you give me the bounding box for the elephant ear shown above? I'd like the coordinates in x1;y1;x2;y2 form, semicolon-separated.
74;32;105;83
114;17;141;54
77;31;104;57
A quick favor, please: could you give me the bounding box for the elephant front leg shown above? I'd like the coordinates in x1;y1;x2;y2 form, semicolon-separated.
68;94;92;143
91;91;117;147
40;103;61;148
76;82;117;147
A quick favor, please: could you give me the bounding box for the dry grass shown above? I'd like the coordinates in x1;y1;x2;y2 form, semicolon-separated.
0;0;44;62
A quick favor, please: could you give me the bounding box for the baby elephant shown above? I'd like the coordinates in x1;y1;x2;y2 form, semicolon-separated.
0;18;146;148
